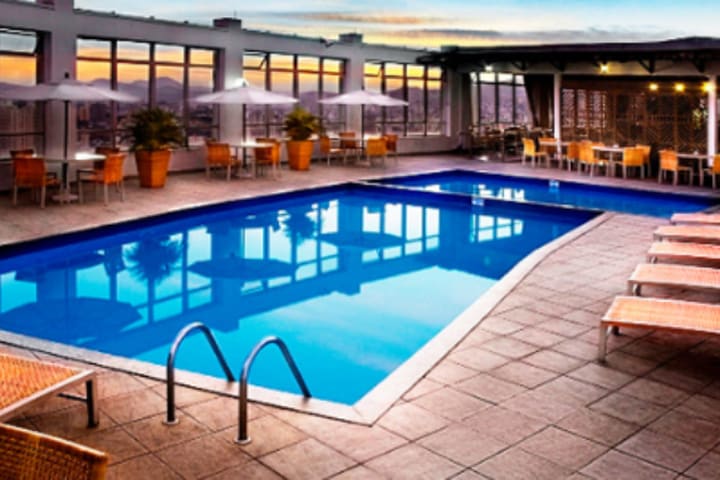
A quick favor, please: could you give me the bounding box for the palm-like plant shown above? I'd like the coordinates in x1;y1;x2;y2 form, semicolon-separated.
283;106;322;141
124;107;184;151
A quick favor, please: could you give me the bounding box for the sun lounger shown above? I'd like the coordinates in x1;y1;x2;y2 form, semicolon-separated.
653;225;720;244
647;241;720;264
0;353;98;427
0;423;108;479
670;212;720;226
599;296;720;361
628;263;720;295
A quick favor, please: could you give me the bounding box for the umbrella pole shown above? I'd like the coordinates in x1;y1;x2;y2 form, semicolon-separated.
64;100;69;161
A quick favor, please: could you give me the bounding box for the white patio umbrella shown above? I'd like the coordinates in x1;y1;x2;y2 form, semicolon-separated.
319;88;408;137
191;78;298;141
0;73;140;160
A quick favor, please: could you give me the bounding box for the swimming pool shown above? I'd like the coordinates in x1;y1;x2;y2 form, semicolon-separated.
375;170;718;217
0;182;595;407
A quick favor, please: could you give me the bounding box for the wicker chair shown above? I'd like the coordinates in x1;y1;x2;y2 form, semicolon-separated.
0;423;108;480
205;142;239;180
76;153;126;205
12;156;60;209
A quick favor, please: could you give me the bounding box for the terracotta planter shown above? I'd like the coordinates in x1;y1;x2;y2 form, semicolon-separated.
135;149;171;188
286;140;314;171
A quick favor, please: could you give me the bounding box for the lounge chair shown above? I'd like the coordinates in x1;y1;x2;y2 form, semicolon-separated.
0;353;99;428
628;263;720;295
670;212;720;226
647;241;720;264
0;423;108;479
598;296;720;361
653;225;720;244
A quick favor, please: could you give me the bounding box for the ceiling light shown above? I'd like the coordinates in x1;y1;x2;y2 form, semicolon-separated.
674;83;685;93
599;63;609;74
649;83;659;92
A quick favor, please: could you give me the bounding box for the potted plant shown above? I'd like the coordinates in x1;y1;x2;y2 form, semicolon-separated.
125;107;184;188
283;106;321;171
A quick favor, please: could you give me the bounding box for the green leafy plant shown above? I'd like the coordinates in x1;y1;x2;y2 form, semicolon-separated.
124;107;184;151
283;106;322;141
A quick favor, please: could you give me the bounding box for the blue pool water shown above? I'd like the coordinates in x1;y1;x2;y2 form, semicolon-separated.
0;183;595;404
376;170;717;218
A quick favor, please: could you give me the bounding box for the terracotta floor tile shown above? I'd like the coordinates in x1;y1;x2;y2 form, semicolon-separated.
602;351;659;376
426;360;480;384
228;414;307;458
648;365;715;393
500;390;577;424
481;337;539;359
455;329;498;349
478;316;525;335
526;300;578;318
183;396;264;432
473;446;572;480
533;376;608;407
684;451;720;480
496;307;554;327
101;387;167;425
419;424;508;466
74;426;147;465
205;460;284;480
152;384;218;408
123;412;209;452
511;326;566;348
464;406;548;445
329;465;384;480
618;378;689;407
517;426;607;470
96;371;148;399
648;410;720;450
155;431;250;479
402;378;444;401
365;444;463;480
30;404;116;441
448;347;510;372
551;339;599;361
455;373;527;403
567;363;634;390
260;438;356;480
490;361;558;388
590;392;666;425
556;408;640;447
106;453;181;480
412;387;492;421
617;429;706;472
580;449;676;480
561;308;601;327
377;402;449;440
675;394;720;424
522;350;586;374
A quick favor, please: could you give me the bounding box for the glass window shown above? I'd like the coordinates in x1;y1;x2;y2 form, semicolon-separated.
117;41;150;61
155;44;184;64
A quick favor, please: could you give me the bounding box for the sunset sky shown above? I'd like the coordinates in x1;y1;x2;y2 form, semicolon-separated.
75;0;716;48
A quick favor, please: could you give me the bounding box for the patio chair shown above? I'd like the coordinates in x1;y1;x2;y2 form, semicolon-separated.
365;137;388;167
635;144;651;177
0;423;108;480
647;241;720;264
627;263;720;296
383;134;399;165
10;148;34;157
521;138;547;167
619;146;645;179
339;132;362;164
658;149;691;185
703;154;720;189
254;138;281;178
12;156;60;209
578;141;607;176
0;352;99;428
538;137;560;167
598;296;720;361
563;141;580;171
319;135;343;165
205;142;239;181
670;212;720;225
76;153;126;205
653;225;720;244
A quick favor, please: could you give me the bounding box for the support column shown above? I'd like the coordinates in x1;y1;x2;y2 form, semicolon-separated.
708;75;717;161
214;18;245;142
553;73;562;141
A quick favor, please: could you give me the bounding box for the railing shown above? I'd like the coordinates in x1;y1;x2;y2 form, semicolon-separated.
164;322;234;425
236;336;311;444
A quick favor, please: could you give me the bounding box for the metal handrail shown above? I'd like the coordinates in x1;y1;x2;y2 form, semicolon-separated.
164;322;234;425
236;336;311;444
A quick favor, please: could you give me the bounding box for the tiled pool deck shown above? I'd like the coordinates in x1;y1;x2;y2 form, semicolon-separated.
2;153;720;479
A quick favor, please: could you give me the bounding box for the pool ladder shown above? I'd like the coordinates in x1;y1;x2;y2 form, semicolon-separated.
164;321;311;444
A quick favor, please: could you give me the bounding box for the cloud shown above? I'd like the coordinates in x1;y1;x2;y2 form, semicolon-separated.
280;12;444;25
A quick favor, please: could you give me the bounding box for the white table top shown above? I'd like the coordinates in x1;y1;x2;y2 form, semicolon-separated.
231;141;275;149
592;145;625;153
45;152;106;163
677;152;712;160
